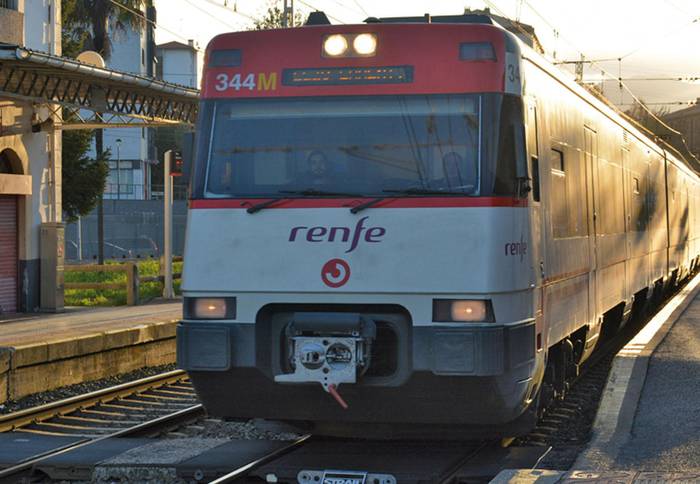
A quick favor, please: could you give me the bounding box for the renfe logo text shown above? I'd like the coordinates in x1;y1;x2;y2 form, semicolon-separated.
289;216;386;253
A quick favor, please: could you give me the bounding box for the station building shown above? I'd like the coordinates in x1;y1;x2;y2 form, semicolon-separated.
0;0;61;314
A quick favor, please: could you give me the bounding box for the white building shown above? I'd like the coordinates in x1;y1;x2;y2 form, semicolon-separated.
156;40;201;89
95;4;157;200
0;0;61;313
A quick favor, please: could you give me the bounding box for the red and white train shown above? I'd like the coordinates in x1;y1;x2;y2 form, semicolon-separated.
177;12;700;438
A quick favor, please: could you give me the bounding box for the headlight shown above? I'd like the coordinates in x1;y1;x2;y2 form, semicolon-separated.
184;297;236;320
323;34;348;57
353;33;377;56
433;299;494;322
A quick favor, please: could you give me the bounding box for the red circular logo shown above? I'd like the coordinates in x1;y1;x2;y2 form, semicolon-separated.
321;259;351;288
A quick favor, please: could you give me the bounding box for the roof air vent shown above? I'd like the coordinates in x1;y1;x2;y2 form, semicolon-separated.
306;11;331;25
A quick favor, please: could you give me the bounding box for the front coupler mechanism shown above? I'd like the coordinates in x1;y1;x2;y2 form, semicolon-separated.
275;313;376;407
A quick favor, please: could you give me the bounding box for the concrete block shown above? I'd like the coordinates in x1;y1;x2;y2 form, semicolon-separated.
0;348;11;374
152;322;177;340
76;333;106;355
103;327;142;350
12;343;48;368
490;469;564;484
0;372;8;404
47;338;80;362
144;340;177;367
9;338;177;401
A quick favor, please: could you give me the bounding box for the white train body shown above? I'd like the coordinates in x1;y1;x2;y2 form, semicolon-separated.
177;15;700;437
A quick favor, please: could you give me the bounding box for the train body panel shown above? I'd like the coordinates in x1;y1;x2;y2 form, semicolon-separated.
178;15;700;437
182;206;534;302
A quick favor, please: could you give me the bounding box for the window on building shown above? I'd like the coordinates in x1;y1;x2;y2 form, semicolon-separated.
0;0;18;10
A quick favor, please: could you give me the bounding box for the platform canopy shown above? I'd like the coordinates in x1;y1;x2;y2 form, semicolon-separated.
0;44;199;130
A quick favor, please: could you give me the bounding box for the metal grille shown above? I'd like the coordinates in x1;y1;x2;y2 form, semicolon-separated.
0;196;18;314
0;0;17;10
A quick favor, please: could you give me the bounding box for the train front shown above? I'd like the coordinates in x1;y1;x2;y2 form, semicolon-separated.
178;19;543;438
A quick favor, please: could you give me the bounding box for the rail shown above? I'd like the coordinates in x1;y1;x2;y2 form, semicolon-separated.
64;256;183;305
0;370;203;482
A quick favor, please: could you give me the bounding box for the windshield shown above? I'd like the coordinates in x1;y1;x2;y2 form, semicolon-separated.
203;95;481;198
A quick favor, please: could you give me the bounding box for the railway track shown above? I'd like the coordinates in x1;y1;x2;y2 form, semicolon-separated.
0;369;204;483
0;281;691;483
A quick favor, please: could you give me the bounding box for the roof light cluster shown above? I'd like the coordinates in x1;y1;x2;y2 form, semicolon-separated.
323;33;377;58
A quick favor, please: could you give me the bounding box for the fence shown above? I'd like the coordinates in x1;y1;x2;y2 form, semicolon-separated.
102;183;188;201
65;199;188;261
64;257;182;306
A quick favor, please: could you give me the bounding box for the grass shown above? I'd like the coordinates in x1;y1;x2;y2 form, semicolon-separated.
64;259;183;306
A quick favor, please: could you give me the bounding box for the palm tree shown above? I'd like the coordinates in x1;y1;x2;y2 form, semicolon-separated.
63;0;150;59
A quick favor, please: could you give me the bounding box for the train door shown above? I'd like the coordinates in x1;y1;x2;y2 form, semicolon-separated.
583;125;601;352
526;98;544;351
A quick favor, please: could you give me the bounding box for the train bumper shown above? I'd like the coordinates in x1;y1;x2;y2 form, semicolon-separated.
177;317;540;430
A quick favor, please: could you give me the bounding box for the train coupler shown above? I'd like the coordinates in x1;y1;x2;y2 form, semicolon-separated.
274;313;376;405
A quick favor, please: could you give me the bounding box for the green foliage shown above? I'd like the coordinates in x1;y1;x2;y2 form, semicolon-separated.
64;259;183;306
254;0;304;29
61;0;152;59
62;127;109;223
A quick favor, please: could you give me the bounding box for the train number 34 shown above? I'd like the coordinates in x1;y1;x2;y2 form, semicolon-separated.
214;72;277;92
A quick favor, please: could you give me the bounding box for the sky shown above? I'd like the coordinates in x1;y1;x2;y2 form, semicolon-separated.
153;0;700;110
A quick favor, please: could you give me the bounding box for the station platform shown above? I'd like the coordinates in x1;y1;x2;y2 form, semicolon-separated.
492;273;700;482
0;302;181;404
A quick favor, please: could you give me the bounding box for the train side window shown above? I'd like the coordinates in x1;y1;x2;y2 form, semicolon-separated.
531;156;540;202
551;148;564;173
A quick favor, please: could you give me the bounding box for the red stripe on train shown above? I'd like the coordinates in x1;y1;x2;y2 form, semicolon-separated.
189;197;527;209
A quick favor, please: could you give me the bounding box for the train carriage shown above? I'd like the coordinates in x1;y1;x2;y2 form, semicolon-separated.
177;12;700;438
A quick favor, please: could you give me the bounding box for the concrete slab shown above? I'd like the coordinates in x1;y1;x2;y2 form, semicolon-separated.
0;433;84;468
490;469;700;483
34;437;153;481
91;437;230;484
176;440;290;481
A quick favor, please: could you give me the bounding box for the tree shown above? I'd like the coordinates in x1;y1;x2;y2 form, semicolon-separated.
62;127;109;222
62;0;149;60
61;0;151;262
254;0;304;29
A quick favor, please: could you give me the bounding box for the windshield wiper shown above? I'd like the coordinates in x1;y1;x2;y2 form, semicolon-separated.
382;187;468;196
248;189;367;215
279;188;365;197
350;197;385;214
246;198;286;214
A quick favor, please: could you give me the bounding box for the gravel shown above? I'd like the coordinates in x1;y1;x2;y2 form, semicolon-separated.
171;418;301;441
0;363;177;415
518;356;615;470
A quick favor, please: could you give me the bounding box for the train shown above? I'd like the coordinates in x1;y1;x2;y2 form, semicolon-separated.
177;12;700;439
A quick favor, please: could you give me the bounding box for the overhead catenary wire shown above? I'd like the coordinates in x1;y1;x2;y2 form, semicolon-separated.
484;0;688;140
617;15;700;60
183;0;257;28
197;0;259;23
295;0;347;23
107;0;205;51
